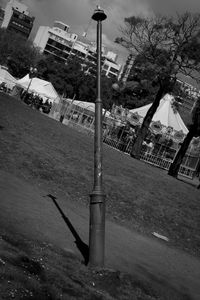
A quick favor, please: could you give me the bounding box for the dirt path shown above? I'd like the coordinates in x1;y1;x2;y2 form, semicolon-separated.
0;170;200;300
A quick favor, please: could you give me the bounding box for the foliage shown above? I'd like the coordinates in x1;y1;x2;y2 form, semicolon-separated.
120;66;161;109
116;13;200;78
115;64;190;112
0;28;118;108
0;28;41;78
101;75;116;110
36;55;85;98
118;52;197;112
37;55;115;107
0;28;116;107
116;12;200;158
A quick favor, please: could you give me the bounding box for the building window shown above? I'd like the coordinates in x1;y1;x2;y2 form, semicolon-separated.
110;67;118;74
108;73;118;78
47;38;66;51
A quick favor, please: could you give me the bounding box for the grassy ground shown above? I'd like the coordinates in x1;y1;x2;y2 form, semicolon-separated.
0;228;161;300
0;94;199;256
0;93;200;299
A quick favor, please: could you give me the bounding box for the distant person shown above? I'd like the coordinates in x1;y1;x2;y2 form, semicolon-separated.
127;129;136;145
147;141;154;154
142;140;147;152
0;82;7;92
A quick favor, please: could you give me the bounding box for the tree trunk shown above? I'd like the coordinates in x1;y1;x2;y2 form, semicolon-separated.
168;124;196;178
130;85;165;159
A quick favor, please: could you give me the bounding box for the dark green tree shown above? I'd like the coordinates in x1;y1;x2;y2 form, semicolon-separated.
101;75;117;110
116;13;200;159
37;55;85;97
78;73;96;102
0;28;41;78
37;54;115;106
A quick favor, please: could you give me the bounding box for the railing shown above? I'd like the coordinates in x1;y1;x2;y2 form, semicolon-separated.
103;134;197;179
179;166;196;178
103;135;130;153
49;103;199;179
140;153;172;170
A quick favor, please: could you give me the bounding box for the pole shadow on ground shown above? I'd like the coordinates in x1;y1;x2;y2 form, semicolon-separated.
45;194;89;265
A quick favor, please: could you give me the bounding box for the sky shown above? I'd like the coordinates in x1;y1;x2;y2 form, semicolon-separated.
1;0;200;65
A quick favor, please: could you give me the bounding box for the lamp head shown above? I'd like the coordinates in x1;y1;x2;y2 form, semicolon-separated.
92;6;107;22
30;67;37;73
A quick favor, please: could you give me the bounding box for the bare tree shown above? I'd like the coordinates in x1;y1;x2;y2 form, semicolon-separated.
116;13;200;158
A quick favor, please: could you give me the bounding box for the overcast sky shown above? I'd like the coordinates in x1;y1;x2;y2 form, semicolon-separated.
1;0;200;64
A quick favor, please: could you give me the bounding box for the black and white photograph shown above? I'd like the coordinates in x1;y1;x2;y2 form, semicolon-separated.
0;0;200;299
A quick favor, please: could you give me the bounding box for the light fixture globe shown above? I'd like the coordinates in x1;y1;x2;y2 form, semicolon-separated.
92;6;107;22
112;83;120;91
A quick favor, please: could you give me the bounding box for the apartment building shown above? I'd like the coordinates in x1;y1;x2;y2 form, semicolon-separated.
33;21;122;78
119;53;134;84
102;51;121;79
1;0;34;39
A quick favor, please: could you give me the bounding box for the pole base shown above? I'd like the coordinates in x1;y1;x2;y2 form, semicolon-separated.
90;190;105;204
89;190;106;267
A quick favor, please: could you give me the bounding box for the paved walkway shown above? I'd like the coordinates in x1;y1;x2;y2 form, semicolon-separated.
0;170;200;300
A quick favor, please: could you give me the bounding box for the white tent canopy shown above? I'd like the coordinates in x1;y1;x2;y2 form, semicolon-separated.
0;66;17;89
68;99;96;112
130;94;188;135
16;75;60;103
66;99;110;117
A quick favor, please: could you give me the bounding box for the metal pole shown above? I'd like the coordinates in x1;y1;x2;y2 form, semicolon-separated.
89;6;107;267
23;67;37;100
26;77;33;94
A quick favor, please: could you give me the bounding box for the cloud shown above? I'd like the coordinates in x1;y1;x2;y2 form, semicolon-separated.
0;0;7;6
21;0;150;63
146;0;200;14
87;0;151;62
83;27;128;64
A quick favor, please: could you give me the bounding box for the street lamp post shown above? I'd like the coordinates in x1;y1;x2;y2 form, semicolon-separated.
22;67;37;101
26;67;37;94
23;67;37;99
89;6;107;267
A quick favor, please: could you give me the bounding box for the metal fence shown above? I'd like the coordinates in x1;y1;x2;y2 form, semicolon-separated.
49;100;199;179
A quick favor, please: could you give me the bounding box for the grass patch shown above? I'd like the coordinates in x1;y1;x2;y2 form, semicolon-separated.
0;229;164;300
0;93;199;258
